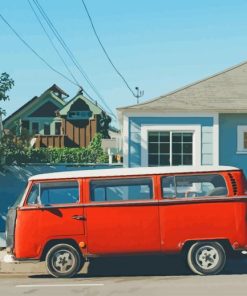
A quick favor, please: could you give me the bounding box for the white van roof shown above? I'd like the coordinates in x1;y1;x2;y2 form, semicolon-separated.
29;165;240;181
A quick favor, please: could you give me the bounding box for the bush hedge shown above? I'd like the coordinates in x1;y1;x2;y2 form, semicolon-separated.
0;133;108;165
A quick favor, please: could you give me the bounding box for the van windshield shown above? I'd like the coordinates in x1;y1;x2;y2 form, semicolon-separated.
26;181;79;205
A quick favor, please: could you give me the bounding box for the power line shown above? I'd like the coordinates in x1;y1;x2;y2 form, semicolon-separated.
33;0;91;83
81;0;141;99
27;0;81;88
0;13;116;121
33;0;116;118
32;0;116;118
0;13;79;88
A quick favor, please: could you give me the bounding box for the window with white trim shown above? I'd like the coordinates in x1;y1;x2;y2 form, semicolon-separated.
237;126;247;152
148;131;193;166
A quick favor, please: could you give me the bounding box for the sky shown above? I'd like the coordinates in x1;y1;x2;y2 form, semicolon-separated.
1;0;247;125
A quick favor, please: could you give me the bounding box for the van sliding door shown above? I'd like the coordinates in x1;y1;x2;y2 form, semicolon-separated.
85;177;160;255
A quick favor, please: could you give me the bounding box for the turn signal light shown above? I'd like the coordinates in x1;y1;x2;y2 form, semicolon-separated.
79;241;86;248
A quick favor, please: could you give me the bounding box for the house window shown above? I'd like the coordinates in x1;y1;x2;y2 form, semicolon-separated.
44;123;50;135
21;120;29;132
244;132;247;149
237;126;247;152
148;131;193;166
32;122;39;135
55;122;61;135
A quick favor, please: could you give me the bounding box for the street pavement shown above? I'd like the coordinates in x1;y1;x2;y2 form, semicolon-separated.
1;255;247;295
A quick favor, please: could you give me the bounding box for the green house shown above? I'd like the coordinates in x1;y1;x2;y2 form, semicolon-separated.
3;84;112;148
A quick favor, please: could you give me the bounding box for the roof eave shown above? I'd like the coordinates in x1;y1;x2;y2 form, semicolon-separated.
118;108;247;114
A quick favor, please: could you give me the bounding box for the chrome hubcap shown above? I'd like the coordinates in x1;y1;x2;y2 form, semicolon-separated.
52;250;75;273
195;246;219;270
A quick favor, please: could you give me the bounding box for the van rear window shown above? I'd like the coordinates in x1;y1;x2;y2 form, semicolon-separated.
162;174;227;198
90;178;153;202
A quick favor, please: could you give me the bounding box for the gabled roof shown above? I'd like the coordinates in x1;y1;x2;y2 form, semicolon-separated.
3;96;38;125
3;85;66;128
59;91;108;117
47;84;69;98
118;61;247;113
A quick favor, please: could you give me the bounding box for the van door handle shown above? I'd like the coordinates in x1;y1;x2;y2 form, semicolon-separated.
72;215;86;221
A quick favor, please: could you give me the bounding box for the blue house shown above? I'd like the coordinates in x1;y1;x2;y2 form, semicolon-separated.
118;61;247;174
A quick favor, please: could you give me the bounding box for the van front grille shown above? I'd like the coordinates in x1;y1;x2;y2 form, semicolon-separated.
228;173;238;195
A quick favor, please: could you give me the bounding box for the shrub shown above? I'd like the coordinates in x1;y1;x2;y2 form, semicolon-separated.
0;133;108;165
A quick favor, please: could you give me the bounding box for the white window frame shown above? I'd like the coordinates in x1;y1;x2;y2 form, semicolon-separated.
141;125;201;167
122;112;219;168
147;130;193;167
237;125;247;154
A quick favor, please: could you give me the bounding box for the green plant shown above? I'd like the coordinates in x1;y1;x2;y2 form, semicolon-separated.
0;133;108;165
0;72;14;140
0;73;14;102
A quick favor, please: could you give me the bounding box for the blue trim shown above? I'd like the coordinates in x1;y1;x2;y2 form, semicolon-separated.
128;116;214;167
219;114;247;174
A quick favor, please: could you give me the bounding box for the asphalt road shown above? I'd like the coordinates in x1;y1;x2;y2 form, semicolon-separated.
1;255;247;296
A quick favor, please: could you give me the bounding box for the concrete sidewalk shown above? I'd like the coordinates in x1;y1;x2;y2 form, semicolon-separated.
0;250;47;274
0;250;90;275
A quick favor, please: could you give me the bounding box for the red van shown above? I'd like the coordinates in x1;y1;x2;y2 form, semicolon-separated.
5;165;247;277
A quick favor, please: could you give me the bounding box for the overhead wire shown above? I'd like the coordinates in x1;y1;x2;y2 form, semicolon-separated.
27;0;81;88
1;12;116;120
32;0;116;119
0;13;79;88
80;0;136;97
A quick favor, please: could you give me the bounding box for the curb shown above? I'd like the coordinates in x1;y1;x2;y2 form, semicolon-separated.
0;250;89;275
0;250;47;274
0;261;47;274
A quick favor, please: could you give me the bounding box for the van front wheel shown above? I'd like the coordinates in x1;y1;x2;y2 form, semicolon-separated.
46;244;82;278
187;242;226;275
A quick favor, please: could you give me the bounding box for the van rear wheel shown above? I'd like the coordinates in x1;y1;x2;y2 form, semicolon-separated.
187;242;226;275
46;243;82;278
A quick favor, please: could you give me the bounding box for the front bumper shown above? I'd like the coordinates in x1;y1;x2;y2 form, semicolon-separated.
3;254;16;263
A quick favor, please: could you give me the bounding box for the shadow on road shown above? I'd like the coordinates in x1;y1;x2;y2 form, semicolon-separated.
29;254;247;279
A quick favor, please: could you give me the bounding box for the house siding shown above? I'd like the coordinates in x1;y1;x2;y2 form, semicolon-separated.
62;116;97;148
128;116;214;167
219;114;247;174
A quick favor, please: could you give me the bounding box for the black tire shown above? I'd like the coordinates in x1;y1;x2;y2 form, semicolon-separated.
187;241;226;275
45;243;82;278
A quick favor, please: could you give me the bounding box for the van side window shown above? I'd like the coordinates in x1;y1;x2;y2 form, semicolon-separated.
90;178;153;202
40;182;79;205
27;181;79;205
163;176;176;198
162;174;227;198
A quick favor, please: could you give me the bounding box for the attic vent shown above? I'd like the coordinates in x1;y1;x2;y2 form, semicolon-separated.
228;173;238;195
